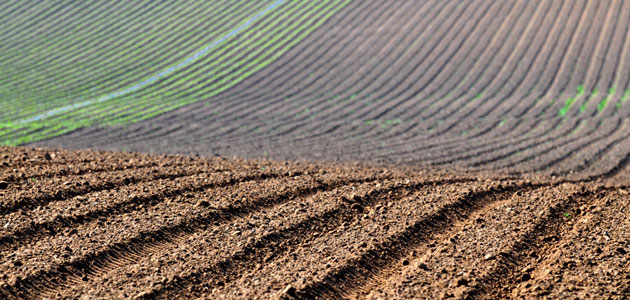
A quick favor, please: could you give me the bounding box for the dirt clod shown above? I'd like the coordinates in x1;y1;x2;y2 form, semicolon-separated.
0;147;628;299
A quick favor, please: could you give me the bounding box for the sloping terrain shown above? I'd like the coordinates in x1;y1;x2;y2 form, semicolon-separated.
2;1;630;299
0;147;629;299
1;0;349;144
24;0;630;178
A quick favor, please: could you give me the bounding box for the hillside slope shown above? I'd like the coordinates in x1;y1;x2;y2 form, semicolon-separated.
24;0;630;177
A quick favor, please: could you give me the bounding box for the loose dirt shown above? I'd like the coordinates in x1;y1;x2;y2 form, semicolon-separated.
1;146;628;299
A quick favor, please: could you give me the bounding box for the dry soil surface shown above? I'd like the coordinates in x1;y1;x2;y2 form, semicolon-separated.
1;146;628;299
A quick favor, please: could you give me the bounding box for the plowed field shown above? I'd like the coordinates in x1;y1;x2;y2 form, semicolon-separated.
24;0;630;179
1;147;629;299
3;1;630;298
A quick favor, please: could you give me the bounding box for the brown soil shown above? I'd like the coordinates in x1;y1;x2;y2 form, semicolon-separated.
32;1;630;179
1;146;628;299
9;1;630;298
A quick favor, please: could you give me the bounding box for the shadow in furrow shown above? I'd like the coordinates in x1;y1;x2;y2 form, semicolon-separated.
290;182;541;299
466;188;612;299
145;177;474;299
0;175;376;299
0;169;210;217
0;172;286;252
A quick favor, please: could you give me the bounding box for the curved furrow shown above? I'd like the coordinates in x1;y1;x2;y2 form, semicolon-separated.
117;178;473;299
184;0;464;132
414;0;553;127
0;170;288;253
309;0;491;124
580;0;625;117
175;0;455;134
339;116;556;167
291;181;539;299
0;173;385;299
419;119;570;169
7;0;289;121
85;0;400;147
369;0;520;122
392;0;538;124
525;0;599;118
548;119;630;177
252;0;474;124
460;117;585;170
469;117;599;173
590;0;630;117
195;0;492;149
0;0;224;85
420;0;554;128
464;0;573;121
553;0;608;117
0;1;73;43
566;0;619;118
62;0;349;131
504;117;624;175
499;0;587;119
587;135;630;182
0;1;226;120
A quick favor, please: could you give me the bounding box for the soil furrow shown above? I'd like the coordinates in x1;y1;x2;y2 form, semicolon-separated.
0;171;285;252
291;181;538;299
0;173;384;299
146;178;472;299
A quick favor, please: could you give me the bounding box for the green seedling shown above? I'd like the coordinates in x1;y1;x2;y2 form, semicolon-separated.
559;85;585;116
562;212;572;218
2;0;350;145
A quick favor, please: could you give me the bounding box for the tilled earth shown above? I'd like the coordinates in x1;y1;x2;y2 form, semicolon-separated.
1;146;628;299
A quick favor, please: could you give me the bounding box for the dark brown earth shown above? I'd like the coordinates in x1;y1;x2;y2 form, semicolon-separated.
11;1;630;299
1;146;629;299
32;0;630;179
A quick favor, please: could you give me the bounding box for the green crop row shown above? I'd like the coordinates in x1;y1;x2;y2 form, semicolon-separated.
2;0;351;145
0;1;266;121
558;84;585;116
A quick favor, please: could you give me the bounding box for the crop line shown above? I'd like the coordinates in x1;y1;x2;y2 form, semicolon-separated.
381;0;531;125
182;0;420;144
89;0;377;147
426;0;555;134
15;0;287;125
425;0;549;125
196;0;396;114
218;0;469;142
0;0;236;109
78;0;347;132
510;118;618;175
473;0;569;121
313;0;485;124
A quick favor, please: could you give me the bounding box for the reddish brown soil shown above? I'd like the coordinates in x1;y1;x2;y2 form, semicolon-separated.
1;146;628;299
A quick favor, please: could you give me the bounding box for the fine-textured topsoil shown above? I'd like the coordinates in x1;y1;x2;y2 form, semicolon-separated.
1;146;628;299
